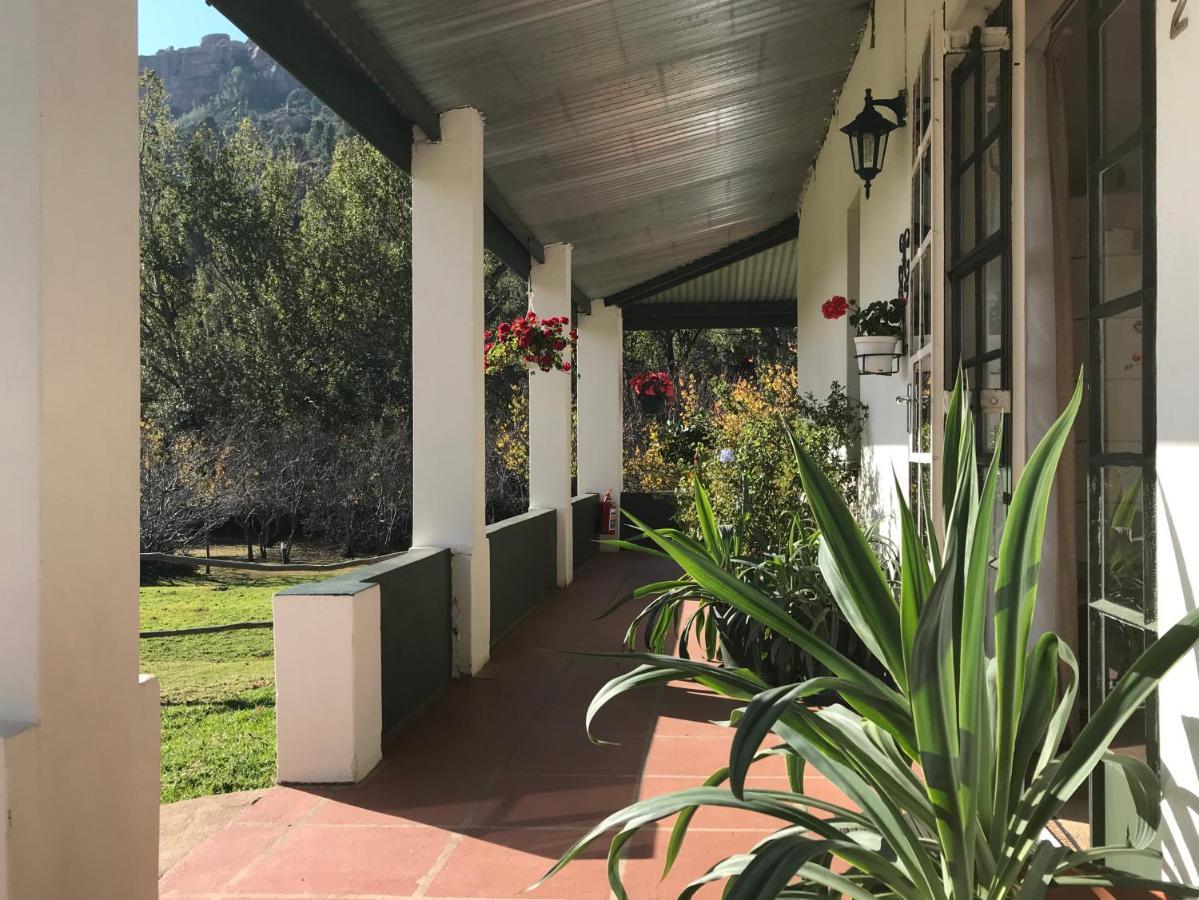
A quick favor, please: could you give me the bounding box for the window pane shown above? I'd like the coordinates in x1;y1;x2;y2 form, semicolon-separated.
1100;0;1142;153
917;365;932;454
909;463;932;543
921;44;932;134
910;259;924;347
1099;465;1146;612
960;69;976;158
921;150;932;243
1100;145;1143;302
982;140;1002;238
983;256;1004;353
959;164;977;252
1095;612;1148;757
984;50;1002;137
1100;307;1144;453
911;164;921;245
958;270;977;360
920;259;931;346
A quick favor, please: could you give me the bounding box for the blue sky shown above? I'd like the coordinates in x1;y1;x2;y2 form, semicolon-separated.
139;0;246;54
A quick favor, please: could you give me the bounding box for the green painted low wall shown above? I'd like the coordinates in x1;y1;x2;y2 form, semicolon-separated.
572;494;600;569
620;491;681;531
279;547;452;736
487;509;557;644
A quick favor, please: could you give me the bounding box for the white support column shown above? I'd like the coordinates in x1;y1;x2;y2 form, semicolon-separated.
529;244;575;585
0;0;159;896
577;303;624;548
411;108;491;675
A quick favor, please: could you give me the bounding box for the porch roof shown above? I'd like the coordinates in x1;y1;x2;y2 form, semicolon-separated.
211;0;869;312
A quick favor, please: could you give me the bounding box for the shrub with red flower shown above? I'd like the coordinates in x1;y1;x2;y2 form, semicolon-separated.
629;370;676;400
821;294;905;338
484;311;577;374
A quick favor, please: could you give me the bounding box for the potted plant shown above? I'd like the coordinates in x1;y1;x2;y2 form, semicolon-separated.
629;370;675;416
483;311;576;375
822;293;905;375
543;373;1199;899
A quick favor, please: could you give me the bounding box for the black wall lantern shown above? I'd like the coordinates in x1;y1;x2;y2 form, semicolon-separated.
840;89;908;198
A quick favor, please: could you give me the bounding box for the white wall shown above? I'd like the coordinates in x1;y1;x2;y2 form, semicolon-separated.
1155;4;1199;881
795;0;939;532
0;0;160;896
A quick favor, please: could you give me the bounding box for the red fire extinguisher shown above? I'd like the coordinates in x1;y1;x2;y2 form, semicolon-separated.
599;490;618;537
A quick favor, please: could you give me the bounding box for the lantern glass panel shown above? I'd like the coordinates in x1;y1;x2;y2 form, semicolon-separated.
861;132;877;174
876;130;890;172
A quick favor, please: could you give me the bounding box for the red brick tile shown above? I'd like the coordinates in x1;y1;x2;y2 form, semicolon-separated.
636;776;788;832
425;828;618;899
159;823;286;894
308;766;489;829
620;827;774;899
232;787;322;826
532;682;659;741
506;722;650;777
227;824;451;896
472;775;639;829
642;734;789;779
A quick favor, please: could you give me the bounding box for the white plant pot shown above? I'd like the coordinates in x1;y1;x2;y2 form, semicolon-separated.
854;335;901;375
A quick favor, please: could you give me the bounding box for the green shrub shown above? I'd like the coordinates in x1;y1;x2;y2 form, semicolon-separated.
613;478;895;688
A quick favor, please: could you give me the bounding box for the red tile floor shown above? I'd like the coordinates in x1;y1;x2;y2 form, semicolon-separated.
160;552;843;899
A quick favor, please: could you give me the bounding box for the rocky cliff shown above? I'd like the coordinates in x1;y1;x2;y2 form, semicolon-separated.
139;33;300;117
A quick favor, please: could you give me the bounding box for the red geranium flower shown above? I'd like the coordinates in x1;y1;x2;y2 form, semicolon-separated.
821;295;849;320
629;371;675;401
484;308;577;374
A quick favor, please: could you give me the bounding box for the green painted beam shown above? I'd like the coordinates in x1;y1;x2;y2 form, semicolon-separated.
622;300;797;331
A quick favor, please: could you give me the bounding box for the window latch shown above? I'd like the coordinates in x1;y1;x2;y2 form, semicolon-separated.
979;389;1011;413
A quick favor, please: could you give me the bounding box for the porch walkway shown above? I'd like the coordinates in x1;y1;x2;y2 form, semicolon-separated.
159;552;840;899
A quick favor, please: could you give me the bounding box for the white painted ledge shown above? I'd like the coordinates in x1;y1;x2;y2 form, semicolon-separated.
274;583;382;784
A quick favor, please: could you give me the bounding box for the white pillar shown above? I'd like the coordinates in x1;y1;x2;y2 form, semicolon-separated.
529;244;575;585
411;108;491;675
577;303;624;547
0;0;159;896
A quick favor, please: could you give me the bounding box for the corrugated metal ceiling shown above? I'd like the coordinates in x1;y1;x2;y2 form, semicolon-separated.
636;239;796;305
349;0;870;300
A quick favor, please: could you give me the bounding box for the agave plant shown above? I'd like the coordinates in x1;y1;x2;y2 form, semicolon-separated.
606;474;894;686
542;375;1199;898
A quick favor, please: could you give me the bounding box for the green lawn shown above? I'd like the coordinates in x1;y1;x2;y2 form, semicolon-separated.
140;571;337;804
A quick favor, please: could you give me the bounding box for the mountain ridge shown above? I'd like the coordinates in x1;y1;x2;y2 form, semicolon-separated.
139;32;347;167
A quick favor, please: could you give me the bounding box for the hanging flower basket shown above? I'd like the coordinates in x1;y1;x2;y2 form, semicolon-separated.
484;311;576;375
822;294;905;377
854;335;902;375
629;371;675;416
638;393;668;416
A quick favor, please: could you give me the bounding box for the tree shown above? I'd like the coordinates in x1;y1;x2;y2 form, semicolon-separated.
295;137;413;427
